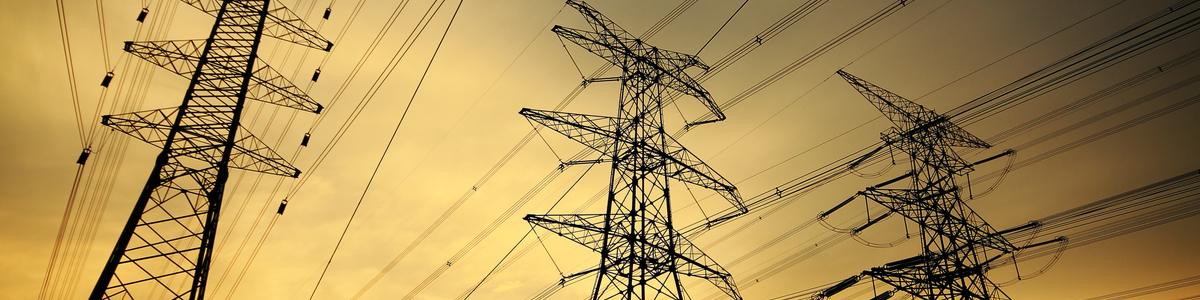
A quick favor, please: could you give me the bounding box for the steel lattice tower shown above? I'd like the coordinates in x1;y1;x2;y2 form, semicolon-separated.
521;1;748;299
815;71;1063;300
91;0;329;298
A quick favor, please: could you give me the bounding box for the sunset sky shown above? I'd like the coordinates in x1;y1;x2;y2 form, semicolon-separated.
2;0;1199;299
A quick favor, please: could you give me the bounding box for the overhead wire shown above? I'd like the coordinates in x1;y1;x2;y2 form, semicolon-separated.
694;0;748;56
40;0;177;297
692;0;916;122
304;0;464;298
306;0;413;130
53;0;85;147
212;3;450;290
283;0;449;201
1084;273;1200;300
310;8;574;297
456;162;598;298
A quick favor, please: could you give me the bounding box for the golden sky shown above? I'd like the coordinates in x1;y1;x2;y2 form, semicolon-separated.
2;0;1199;299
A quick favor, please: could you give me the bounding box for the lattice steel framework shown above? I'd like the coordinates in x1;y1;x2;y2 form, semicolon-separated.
521;1;748;299
815;71;1063;300
91;0;329;298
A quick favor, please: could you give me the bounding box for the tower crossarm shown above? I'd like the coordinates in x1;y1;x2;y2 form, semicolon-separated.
838;70;989;149
262;6;334;50
124;40;206;75
125;40;322;112
556;0;725;122
178;0;332;50
247;63;323;113
521;108;744;211
179;0;223;14
525;214;741;299
863;253;1011;300
102;108;301;177
554;26;722;122
861;186;1017;253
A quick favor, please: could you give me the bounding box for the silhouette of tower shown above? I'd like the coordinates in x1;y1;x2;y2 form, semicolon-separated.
91;0;329;298
815;70;1063;300
521;1;748;299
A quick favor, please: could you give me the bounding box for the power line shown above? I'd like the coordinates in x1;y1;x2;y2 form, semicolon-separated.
305;0;464;298
695;0;748;56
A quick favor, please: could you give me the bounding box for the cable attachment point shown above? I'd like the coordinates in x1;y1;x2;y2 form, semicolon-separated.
76;148;91;165
101;72;114;87
276;199;289;215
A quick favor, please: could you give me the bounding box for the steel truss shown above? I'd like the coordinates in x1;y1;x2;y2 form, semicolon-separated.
522;1;748;299
815;71;1063;300
91;0;329;298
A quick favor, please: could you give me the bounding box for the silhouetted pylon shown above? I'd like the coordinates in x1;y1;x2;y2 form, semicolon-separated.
521;1;747;299
91;0;330;298
815;70;1064;300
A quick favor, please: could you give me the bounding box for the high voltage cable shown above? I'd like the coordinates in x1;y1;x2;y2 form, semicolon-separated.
308;0;414;130
947;0;1200;122
342;8;569;298
708;0;960;158
1085;273;1200;300
53;0;85;147
94;0;111;71
988;47;1200;145
695;0;748;56
457;162;597;299
284;0;449;201
217;3;456;284
39;0;178;297
694;0;915;122
305;0;464;298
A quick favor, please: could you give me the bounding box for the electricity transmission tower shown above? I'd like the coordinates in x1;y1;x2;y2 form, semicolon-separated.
814;71;1064;300
521;1;748;299
91;0;329;298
